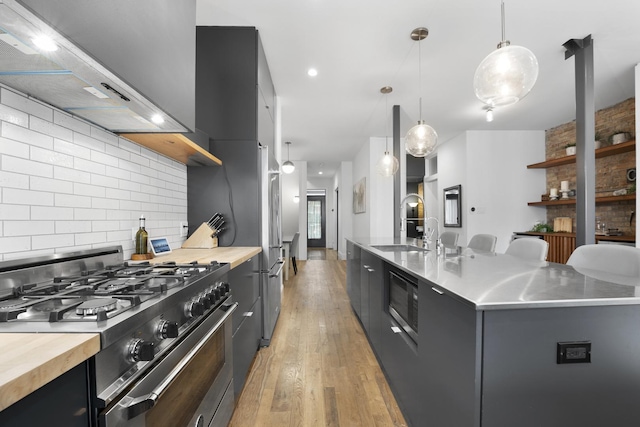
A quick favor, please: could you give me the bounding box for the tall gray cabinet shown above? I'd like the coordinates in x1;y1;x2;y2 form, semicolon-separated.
192;26;276;400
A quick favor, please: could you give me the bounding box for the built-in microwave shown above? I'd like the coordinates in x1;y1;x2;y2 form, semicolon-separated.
388;270;418;343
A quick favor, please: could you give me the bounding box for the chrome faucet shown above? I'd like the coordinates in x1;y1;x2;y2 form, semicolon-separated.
425;216;441;253
399;193;437;249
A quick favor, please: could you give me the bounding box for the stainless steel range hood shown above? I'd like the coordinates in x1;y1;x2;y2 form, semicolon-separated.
0;0;189;133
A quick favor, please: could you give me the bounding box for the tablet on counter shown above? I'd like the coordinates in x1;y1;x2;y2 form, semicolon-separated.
149;237;172;256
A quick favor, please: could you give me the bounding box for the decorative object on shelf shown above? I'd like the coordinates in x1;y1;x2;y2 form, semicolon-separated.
531;222;553;233
613;188;628;196
549;188;558;200
560;180;571;199
377;86;399;176
405;27;438;158
282;141;295;174
627;168;636;182
473;1;539;108
595;133;603;149
565;143;576;155
611;131;631;145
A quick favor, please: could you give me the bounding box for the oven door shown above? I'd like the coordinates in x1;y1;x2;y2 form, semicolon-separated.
101;302;237;427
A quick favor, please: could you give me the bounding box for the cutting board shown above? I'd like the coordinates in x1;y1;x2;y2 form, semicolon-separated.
554;217;572;233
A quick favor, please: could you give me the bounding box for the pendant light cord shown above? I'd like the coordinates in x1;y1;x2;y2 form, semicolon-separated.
418;35;423;121
501;1;506;43
385;92;389;151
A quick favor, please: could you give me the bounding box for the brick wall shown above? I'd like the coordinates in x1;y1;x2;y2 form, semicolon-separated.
0;86;188;261
544;98;636;234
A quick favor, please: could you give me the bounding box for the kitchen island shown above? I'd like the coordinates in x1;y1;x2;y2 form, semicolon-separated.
347;237;640;427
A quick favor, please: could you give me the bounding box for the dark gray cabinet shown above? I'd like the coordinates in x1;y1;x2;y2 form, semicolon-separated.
361;250;384;347
346;242;361;316
229;256;261;399
196;26;275;149
0;362;90;426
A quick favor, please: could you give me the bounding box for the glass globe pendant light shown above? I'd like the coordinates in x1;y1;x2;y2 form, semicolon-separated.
377;86;399;177
405;27;437;158
473;1;539;108
282;141;295;174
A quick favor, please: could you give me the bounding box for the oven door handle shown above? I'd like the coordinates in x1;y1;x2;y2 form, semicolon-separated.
125;302;238;420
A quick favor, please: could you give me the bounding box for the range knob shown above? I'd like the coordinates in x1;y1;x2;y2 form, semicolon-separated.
199;293;212;310
127;339;154;363
156;320;179;339
218;281;229;295
184;300;204;318
205;287;218;304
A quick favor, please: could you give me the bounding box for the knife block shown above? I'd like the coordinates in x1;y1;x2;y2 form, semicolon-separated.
181;222;219;249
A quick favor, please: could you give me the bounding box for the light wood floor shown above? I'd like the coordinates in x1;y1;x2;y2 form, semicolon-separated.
229;251;407;427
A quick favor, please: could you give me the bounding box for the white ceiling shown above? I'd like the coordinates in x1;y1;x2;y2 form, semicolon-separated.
196;0;640;177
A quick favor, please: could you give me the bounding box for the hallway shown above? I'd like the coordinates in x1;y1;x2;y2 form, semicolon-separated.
229;251;407;426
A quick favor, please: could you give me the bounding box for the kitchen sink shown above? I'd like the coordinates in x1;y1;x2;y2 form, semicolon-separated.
371;244;429;252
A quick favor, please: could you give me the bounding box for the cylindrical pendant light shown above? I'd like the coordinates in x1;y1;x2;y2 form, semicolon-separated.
473;2;539;108
405;27;438;158
377;86;399;177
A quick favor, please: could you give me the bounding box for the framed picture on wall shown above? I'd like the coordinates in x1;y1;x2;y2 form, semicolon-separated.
353;177;366;213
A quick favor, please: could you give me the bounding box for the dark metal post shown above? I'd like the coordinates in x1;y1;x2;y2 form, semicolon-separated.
563;35;595;247
393;105;401;237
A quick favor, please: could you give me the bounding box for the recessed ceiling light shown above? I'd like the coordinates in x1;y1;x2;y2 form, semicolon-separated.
31;35;58;52
151;114;165;125
307;68;318;77
318;171;323;175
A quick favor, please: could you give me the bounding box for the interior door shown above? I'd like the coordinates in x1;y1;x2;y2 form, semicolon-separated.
307;196;326;247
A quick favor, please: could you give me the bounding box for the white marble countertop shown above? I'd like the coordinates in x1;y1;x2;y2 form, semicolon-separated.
349;237;640;310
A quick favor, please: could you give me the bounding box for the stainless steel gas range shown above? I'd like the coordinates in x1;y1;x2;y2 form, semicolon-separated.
0;246;237;427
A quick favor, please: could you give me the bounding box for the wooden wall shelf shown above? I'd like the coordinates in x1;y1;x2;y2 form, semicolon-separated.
120;133;222;167
527;139;635;169
528;194;636;206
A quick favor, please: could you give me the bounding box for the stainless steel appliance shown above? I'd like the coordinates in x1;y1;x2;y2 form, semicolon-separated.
188;141;283;347
0;246;236;427
388;270;419;343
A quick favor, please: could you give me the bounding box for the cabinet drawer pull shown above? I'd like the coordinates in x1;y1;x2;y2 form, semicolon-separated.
431;287;444;295
367;268;374;273
391;326;402;334
363;264;370;269
243;311;254;317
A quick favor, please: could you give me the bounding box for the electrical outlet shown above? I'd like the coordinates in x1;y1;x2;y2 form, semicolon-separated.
180;222;188;237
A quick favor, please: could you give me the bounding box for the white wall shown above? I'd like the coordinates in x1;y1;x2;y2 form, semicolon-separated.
636;64;639;247
0;86;187;261
351;137;394;240
297;161;308;260
437;130;546;253
281;166;300;240
337;161;353;259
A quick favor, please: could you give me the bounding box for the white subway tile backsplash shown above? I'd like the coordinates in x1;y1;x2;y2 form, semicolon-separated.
2;122;53;149
54;139;91;160
1;88;53;121
32;206;74;220
32;233;74;250
74;208;106;220
91;150;119;167
91;174;120;190
0;204;29;220
0;171;29;190
4;220;54;236
4;188;54;206
74;132;106;153
106;188;131;201
0;137;29;158
56;193;92;208
56;220;92;234
105;143;131;161
74;182;105;198
31;146;74;168
90;126;118;146
54;166;91;184
75;232;107;246
91;220;120;232
0;104;29;127
75;157;106;175
30;176;73;194
0;236;31;252
53;110;91;135
0;90;187;258
30;116;73;141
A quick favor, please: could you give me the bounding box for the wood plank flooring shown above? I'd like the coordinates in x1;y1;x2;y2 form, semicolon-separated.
229;251;407;427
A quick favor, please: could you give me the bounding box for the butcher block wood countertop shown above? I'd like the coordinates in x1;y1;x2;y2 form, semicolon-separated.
0;247;259;412
148;247;262;269
0;333;100;411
